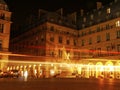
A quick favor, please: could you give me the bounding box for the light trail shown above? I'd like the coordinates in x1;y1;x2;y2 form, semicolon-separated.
11;44;120;55
0;59;69;66
0;52;30;57
1;59;120;67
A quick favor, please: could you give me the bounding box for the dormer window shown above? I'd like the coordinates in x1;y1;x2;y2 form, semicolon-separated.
107;8;111;14
98;11;101;16
90;14;94;20
116;21;120;27
82;24;85;28
89;21;92;25
83;17;86;22
116;12;120;17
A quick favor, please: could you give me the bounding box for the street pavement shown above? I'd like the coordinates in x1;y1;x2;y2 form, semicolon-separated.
0;78;120;90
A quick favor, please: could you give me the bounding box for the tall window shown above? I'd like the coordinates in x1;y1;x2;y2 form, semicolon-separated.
117;44;120;52
74;39;77;46
106;33;110;41
0;13;5;19
97;35;101;43
106;24;110;29
89;38;92;44
96;27;100;32
116;30;120;38
41;35;44;42
50;37;54;42
81;39;84;46
0;24;4;33
58;50;62;58
66;39;70;45
58;36;62;43
0;40;2;50
50;26;54;31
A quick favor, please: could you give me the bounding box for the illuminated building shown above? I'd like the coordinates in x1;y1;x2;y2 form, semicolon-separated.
78;1;120;60
0;0;12;70
10;8;78;62
9;0;120;78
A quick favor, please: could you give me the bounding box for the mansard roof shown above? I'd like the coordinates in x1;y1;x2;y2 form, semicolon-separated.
77;0;120;29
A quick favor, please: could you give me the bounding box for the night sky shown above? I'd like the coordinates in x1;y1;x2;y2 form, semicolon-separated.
4;0;114;24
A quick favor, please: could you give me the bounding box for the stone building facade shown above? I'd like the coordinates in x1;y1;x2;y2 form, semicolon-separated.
0;0;12;70
9;0;120;78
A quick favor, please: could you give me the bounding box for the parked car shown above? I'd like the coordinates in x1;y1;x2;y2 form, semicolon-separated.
0;70;9;78
9;70;20;78
2;72;9;78
0;70;3;78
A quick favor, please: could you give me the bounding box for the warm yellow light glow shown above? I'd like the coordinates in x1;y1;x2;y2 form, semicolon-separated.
7;67;9;71
29;65;31;68
109;66;114;71
50;69;55;75
24;65;26;68
34;69;37;75
34;65;36;67
51;64;53;66
16;66;19;70
100;66;104;71
24;71;28;77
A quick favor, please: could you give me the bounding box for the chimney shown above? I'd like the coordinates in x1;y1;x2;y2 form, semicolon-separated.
67;12;77;24
80;9;84;16
96;2;102;10
56;8;63;16
38;9;48;19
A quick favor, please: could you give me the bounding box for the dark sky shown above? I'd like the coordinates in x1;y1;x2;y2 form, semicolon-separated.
4;0;114;24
